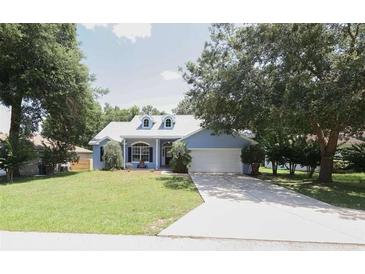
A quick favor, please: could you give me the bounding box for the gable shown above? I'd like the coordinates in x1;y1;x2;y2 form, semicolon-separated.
182;129;254;149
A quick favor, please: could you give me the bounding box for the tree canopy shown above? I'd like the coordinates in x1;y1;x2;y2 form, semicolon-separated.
183;24;365;183
0;23;99;174
172;96;194;115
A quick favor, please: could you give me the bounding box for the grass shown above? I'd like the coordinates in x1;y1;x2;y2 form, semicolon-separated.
0;170;202;235
258;167;365;210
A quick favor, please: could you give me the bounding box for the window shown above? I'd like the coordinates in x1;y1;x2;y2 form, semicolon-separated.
143;118;150;128
165;118;172;128
132;143;150;162
100;146;104;162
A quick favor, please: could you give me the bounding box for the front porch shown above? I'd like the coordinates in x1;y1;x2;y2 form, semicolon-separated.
122;138;178;170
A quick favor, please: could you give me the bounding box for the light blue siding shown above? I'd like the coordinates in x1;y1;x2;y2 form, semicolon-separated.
92;138;111;170
183;129;251;149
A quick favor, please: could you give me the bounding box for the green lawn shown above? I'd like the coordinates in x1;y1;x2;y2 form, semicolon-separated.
0;170;202;235
258;167;365;210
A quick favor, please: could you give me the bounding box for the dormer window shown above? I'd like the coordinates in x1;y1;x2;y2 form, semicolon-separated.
165;118;172;128
140;114;153;129
143;118;150;128
162;114;175;129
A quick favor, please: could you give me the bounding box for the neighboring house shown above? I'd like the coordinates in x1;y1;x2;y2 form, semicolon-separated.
0;133;92;176
89;115;255;173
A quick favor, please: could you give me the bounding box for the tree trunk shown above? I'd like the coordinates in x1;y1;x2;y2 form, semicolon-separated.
319;155;334;183
317;130;339;183
251;163;260;176
289;162;296;175
309;166;316;178
272;161;277;176
9;96;23;177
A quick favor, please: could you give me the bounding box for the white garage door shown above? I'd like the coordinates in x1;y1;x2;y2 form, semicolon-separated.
189;149;242;173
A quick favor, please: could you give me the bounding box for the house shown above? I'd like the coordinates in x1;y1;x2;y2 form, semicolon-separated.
89;114;255;173
0;133;92;176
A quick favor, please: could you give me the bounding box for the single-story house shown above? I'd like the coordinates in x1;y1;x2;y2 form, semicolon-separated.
0;133;92;176
89;114;255;173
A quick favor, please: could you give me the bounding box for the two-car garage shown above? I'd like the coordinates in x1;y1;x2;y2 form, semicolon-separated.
189;149;242;173
181;129;254;173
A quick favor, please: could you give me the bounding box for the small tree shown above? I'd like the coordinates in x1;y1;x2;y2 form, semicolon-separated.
340;143;365;172
102;140;123;170
0;137;35;182
241;144;265;176
40;141;78;175
170;141;192;173
301;140;321;178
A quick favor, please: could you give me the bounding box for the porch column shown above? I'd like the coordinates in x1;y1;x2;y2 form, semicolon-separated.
123;139;126;169
155;139;159;169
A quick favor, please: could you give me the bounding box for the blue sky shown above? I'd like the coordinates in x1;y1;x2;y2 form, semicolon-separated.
0;23;211;133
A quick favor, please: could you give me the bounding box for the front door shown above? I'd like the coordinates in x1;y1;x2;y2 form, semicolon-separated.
163;146;172;166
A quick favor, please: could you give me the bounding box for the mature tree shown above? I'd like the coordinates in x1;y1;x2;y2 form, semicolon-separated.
172;96;194;115
141;105;166;115
183;24;365;183
102;104;140;126
0;24;93;174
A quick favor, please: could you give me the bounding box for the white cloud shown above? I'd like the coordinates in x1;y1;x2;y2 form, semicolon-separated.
160;70;182;81
81;23;152;43
112;24;151;43
81;23;108;30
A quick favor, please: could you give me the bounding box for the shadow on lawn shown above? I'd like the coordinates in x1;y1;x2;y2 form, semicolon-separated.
257;172;365;212
0;171;80;185
156;176;197;191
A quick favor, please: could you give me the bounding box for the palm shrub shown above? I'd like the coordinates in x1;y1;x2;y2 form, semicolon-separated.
0;137;36;182
241;144;265;176
170;141;191;173
340;143;365;172
103;140;123;170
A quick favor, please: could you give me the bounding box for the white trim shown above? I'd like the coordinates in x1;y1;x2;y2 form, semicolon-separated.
179;128;257;144
130;141;150;146
179;128;204;142
123;139;126;169
120;135;184;139
155;139;159;169
142;118;151;128
188;148;242;151
88;136;116;145
164;118;172;128
131;142;151;163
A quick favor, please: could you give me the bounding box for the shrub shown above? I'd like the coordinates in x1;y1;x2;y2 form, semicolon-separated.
170;141;191;173
0;137;36;182
340;143;365;172
241;144;265;175
40;141;78;175
103;140;123;170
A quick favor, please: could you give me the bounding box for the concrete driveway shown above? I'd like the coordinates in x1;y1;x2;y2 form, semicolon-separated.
159;174;365;244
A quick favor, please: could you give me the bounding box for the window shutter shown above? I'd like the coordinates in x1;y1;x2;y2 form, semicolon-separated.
128;147;132;162
100;146;104;162
149;147;153;162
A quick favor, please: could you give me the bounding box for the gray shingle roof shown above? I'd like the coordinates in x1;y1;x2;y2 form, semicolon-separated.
88;115;202;145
